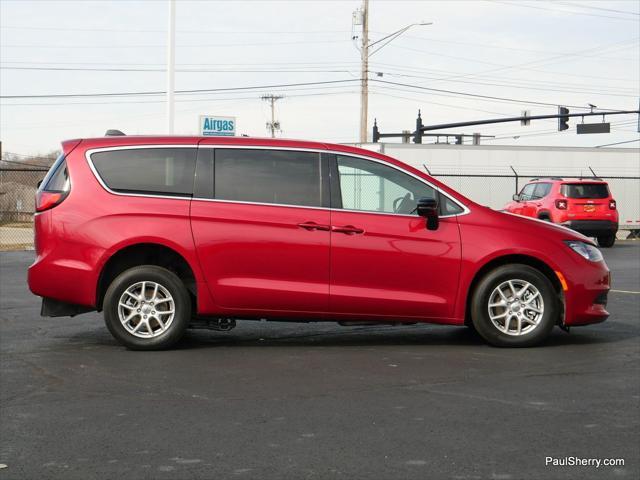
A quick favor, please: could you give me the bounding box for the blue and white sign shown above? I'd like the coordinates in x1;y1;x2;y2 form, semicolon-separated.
199;115;236;136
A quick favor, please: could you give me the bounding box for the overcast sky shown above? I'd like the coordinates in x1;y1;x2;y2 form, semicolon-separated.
1;0;639;155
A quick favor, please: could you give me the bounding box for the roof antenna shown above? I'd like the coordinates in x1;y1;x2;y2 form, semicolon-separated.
105;129;126;136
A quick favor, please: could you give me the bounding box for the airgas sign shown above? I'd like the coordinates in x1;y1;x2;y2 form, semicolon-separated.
199;115;236;136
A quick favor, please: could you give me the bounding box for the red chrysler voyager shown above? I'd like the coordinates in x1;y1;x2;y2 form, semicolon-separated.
28;135;611;349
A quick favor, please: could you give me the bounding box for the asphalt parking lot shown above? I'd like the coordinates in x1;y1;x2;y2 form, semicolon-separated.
1;243;639;480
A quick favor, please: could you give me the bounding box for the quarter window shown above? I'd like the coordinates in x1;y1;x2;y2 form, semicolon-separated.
214;149;324;207
91;148;197;196
336;155;441;215
41;155;69;192
533;183;551;199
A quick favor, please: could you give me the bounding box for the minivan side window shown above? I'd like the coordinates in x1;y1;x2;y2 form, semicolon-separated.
91;148;197;196
336;155;439;215
214;149;325;207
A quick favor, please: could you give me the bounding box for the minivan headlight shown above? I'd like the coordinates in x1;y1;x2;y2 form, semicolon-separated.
564;241;603;262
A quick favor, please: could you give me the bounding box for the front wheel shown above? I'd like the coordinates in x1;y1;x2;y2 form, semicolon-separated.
103;266;191;350
471;264;559;347
597;234;616;248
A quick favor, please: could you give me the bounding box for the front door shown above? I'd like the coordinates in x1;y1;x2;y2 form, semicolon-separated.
190;147;331;314
329;155;462;320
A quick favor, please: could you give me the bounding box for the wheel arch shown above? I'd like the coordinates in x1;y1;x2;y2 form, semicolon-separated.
537;210;552;221
96;242;197;311
464;254;563;326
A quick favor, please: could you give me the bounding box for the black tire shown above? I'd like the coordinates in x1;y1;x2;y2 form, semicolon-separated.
471;264;559;347
103;266;191;350
597;234;616;248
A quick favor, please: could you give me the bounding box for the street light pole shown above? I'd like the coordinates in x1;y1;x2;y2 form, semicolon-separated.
166;0;176;134
359;0;369;144
355;4;431;143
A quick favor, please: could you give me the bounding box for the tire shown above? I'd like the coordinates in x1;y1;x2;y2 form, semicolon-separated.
103;266;191;350
471;264;559;347
597;234;616;248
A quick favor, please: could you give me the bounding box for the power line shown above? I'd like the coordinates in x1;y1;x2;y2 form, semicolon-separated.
0;25;350;34
556;2;640;16
369;79;624;110
376;70;638;98
0;79;361;99
486;0;640;21
1;39;350;49
595;139;640;148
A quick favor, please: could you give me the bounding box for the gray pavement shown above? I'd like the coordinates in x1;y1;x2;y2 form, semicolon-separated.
1;243;639;480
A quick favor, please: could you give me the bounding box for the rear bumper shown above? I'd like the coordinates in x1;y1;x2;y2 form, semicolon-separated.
560;220;618;237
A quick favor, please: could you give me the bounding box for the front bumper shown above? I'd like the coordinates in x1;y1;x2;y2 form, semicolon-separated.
560;220;618;237
563;260;610;326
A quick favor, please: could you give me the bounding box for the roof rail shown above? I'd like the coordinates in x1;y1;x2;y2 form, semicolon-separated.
530;177;563;181
105;129;126;136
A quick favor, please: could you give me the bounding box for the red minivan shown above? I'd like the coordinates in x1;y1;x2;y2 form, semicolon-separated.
28;135;611;349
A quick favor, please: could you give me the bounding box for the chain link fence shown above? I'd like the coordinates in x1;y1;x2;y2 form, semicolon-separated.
0;166;638;251
0;167;48;250
430;172;640;238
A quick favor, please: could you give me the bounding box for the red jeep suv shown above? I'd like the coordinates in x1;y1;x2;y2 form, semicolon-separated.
28;136;611;349
504;178;618;247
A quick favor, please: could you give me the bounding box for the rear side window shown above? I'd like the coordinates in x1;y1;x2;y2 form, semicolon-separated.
90;148;197;196
214;149;324;207
41;155;69;192
532;182;551;199
561;183;609;199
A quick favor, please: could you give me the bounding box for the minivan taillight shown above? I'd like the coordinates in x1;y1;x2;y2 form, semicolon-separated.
36;156;70;212
36;190;69;212
555;199;568;210
609;199;616;210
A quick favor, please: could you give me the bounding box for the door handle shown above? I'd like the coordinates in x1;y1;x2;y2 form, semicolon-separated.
332;225;365;235
297;221;331;231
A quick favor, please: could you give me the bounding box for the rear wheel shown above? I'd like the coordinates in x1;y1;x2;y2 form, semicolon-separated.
471;264;559;347
104;266;191;350
597;234;616;248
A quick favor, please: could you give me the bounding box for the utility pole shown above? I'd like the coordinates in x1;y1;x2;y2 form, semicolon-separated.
353;3;431;143
359;0;369;144
261;94;283;138
166;0;176;134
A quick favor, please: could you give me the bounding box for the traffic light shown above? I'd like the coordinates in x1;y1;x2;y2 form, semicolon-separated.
558;106;569;131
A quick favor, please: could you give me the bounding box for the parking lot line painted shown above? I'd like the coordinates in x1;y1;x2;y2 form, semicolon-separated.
610;289;640;294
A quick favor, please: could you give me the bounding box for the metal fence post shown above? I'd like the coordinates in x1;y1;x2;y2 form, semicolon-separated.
509;165;519;195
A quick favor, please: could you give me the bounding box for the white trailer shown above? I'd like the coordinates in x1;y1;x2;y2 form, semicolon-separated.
355;143;640;237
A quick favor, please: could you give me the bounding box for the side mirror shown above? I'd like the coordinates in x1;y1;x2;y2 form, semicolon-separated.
416;197;439;231
37;180;43;189
512;193;520;202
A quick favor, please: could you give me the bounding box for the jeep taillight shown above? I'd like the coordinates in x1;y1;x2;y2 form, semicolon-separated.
36;156;70;212
555;199;567;210
609;199;616;210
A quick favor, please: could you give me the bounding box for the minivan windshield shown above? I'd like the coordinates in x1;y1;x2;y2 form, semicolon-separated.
561;183;609;199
